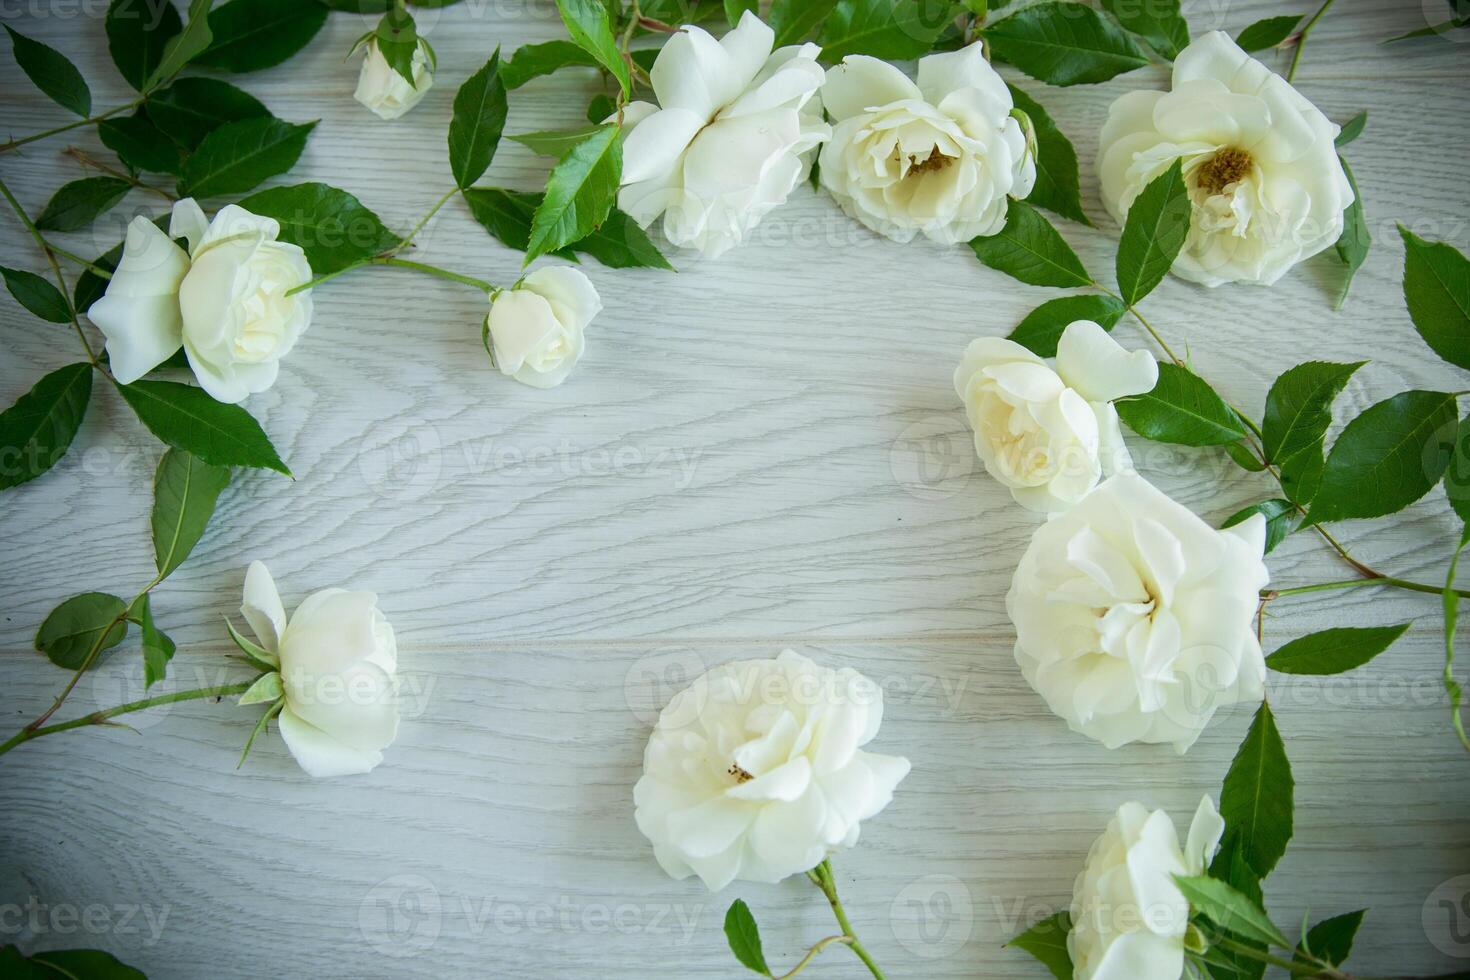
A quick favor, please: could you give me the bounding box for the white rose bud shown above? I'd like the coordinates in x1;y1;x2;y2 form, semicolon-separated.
1097;31;1354;287
354;36;434;121
1069;796;1225;980
819;45;1036;245
487;266;601;389
1007;475;1270;752
618;11;829;259
88;198;314;404
954;321;1157;513
634;650;910;891
239;561;400;778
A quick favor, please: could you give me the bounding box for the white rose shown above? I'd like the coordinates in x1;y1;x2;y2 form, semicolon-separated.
633;649;910;891
1097;31;1353;287
354;37;434;121
1007;474;1269;752
1069;796;1224;980
238;561;399;778
819;45;1036;245
618;11;829;259
88;198;314;403
954;321;1157;513
487;266;601;389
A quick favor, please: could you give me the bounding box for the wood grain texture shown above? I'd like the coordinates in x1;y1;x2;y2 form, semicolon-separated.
1;1;1468;977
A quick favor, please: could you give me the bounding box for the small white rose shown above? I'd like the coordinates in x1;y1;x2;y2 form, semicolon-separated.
954;321;1157;513
819;45;1036;245
355;36;434;121
618;11;830;259
486;266;601;389
1069;796;1225;980
1007;474;1269;752
1097;31;1354;287
634;649;910;891
239;561;399;778
88;198;314;403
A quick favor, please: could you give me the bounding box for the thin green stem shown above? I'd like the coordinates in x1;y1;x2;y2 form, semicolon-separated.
806;860;886;980
1287;0;1337;83
392;186;458;255
0;173;97;364
63;147;176;201
44;239;114;280
377;256;496;292
1215;936;1344;977
1268;577;1470;600
0;682;253;759
0;100;140;155
772;936;853;980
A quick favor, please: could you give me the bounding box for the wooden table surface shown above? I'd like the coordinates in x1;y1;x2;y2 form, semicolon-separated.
2;2;1468;977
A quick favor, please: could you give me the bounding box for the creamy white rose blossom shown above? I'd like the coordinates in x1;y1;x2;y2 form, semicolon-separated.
819;45;1036;245
618;11;829;258
634;650;910;891
1097;30;1353;287
487;266;601;388
354;37;435;121
88;198;314;403
1069;796;1225;980
1007;475;1269;752
238;561;399;778
954;321;1157;513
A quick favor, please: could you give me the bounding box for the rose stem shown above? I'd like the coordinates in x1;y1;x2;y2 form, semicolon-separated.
805;860;886;979
0;682;253;759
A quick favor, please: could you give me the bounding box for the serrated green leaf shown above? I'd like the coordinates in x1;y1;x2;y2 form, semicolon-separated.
1006;83;1089;226
723;900;770;975
510;125;606;157
1219;701;1293;878
6;26;91;116
1;266;71;323
36;592;129;670
20;947;147;980
556;0;631;96
725;0;757;25
1267;624;1409;675
969;199;1091;287
1447;415;1470;527
1223;499;1294;554
146;0;215;91
0;362;92;490
1332;157;1369;309
1235;14;1300;52
501;40;598;89
115;379;290;474
1117;159;1189;305
1100;0;1188;59
1005;910;1073;980
146;77;270;150
1007;294;1125;357
35;177;132;233
238;182;399;275
984;2;1150;86
195;0;329;72
1225;441;1266;472
1262;361;1364;499
770;0;840;45
1400;225;1470;371
137;593;178;688
99;112;185;175
152;448;232;578
449;50;509;189
1445;529;1470;751
179;116;317;199
1308;390;1457;524
1205;833;1266;980
1335;110;1367;148
1175;875;1289;949
106;0;183;91
1293;910;1366;975
1116;362;1246;446
818;0;956;61
526;124;623;265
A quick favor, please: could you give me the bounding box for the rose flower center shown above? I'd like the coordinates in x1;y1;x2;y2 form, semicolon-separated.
905;147;956;177
1196;147;1253;195
728;763;755;784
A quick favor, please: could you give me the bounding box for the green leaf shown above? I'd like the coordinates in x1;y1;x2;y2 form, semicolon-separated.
1331;156;1369;309
770;0;840;45
0;363;92;490
555;0;631;97
238;182;399;275
448;49;509;189
984;1;1150;86
115;379;290;474
227;618;279;670
1005;910;1074;980
371;6;424;86
723;900;770;975
1294;910;1366;975
501;40;599;89
18;947;147;980
1100;0;1188;59
1223;499;1295;554
1308;390;1458;524
195;0;328;72
146;0;216;91
1235;14;1301;52
969;200;1091;288
586;93;617;124
106;0;183;91
1205;833;1266;980
1267;624;1410;675
179;116;317;199
1219;700;1294;878
573;208;674;270
1400;225;1470;371
1262;359;1363;466
1006;83;1088;226
1225;441;1266;472
1176;875;1289;949
1447;414;1470;527
510;125;606;157
1;266;71;323
146;77;270;150
1335;110;1367;148
526;124;623;265
99;112;184;175
1444;529;1470;751
239;670;284;705
36;592;129;669
35;177;132;233
6;26;91;116
137;593;178;688
1116;158;1189;305
1007;294;1125;357
725;0;757;25
818;0;956;61
1116;362;1246;446
464;188;573;255
152;447;232;578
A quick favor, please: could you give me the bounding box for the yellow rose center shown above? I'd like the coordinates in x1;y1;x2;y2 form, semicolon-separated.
1196;147;1253;195
906;147;956;177
728;763;755;784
